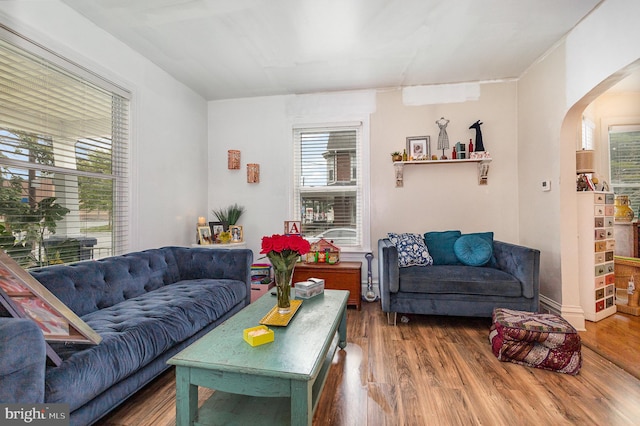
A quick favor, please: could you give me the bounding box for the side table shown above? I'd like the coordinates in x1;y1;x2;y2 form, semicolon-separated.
293;261;362;309
191;242;247;249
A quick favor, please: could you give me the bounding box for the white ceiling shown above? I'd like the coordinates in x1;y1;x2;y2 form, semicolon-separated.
61;0;605;101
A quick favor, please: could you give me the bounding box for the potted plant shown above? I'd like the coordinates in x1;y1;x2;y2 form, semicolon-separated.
212;203;245;231
391;151;402;162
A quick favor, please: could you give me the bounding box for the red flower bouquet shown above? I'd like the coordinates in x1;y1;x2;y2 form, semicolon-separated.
261;234;310;313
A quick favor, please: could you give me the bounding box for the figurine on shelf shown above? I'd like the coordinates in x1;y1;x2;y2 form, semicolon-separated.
436;117;450;159
469;120;485;151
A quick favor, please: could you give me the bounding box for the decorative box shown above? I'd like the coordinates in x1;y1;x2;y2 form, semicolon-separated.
305;238;340;264
295;278;324;299
243;325;274;346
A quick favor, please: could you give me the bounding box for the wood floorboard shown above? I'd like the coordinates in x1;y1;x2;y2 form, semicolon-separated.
97;302;640;426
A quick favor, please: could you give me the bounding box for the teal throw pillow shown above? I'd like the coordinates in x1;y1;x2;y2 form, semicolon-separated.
388;233;433;268
463;231;497;267
453;235;493;266
423;230;462;265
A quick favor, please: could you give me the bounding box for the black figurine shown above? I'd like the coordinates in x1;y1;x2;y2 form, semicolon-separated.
469;120;485;152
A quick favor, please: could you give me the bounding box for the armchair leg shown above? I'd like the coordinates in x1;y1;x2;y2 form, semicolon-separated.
387;312;397;326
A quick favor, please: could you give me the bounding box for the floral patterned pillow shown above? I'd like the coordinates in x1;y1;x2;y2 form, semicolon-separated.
387;233;433;267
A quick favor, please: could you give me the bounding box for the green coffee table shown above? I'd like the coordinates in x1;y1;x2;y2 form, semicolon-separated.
168;289;349;426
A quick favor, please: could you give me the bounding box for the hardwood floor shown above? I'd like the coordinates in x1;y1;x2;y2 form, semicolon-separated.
98;303;640;426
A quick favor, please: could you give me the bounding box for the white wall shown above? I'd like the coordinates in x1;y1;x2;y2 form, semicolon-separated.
208;83;519;280
370;83;519;246
592;91;640;185
0;1;209;251
207;91;376;258
207;96;290;255
518;0;640;329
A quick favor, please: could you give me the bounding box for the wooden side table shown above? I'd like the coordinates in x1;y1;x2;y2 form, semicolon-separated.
293;261;362;309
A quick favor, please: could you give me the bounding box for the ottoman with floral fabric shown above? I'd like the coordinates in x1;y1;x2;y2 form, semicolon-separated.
489;308;582;375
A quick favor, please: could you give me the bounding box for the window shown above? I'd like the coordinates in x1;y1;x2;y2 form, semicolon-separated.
293;124;363;248
609;124;640;214
0;29;129;268
582;117;595;150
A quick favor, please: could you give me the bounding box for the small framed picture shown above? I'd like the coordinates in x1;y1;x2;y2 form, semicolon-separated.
198;226;213;245
230;225;244;242
209;221;224;239
406;136;430;160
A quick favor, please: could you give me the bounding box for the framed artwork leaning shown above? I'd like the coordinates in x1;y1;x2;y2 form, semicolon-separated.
0;251;102;365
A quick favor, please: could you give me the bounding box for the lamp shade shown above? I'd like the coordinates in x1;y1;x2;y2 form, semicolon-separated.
576;150;595;174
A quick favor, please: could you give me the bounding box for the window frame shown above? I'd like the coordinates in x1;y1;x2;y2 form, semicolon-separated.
292;120;370;253
0;25;131;267
608;121;640;215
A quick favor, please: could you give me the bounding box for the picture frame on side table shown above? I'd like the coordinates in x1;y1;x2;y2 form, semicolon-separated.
406;136;430;160
198;226;213;245
230;225;244;242
209;221;224;239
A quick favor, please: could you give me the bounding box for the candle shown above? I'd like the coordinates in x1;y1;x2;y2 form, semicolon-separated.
197;216;206;226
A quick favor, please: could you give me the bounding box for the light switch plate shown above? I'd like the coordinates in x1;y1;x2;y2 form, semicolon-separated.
541;180;551;191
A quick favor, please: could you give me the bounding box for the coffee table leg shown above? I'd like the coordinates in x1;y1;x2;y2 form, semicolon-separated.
175;366;198;426
338;303;347;349
291;379;312;426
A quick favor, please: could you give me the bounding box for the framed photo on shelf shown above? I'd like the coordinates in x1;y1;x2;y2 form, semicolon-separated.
406;136;430;160
230;225;243;242
198;226;213;245
209;221;224;238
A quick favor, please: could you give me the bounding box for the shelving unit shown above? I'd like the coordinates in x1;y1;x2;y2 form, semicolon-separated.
393;158;491;187
578;191;617;322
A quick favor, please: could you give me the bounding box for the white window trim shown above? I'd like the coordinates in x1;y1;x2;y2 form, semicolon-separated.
291;117;371;254
0;24;133;259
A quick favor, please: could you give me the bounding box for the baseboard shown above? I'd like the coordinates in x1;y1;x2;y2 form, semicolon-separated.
540;294;586;331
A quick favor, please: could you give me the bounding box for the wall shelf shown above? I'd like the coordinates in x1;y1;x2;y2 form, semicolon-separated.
393;158;492;187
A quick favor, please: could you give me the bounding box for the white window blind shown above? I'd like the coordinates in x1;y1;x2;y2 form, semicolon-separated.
293;124;362;248
0;31;129;268
582;116;595;150
609;124;640;215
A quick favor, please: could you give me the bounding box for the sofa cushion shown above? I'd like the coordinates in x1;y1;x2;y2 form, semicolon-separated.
454;235;492;266
398;265;522;297
463;231;498;267
30;248;181;316
423;230;462;265
388;233;433;267
44;278;246;411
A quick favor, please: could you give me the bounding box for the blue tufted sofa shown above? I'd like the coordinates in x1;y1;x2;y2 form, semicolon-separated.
378;238;540;324
0;246;253;426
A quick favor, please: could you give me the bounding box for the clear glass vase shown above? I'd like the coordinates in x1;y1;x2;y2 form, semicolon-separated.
274;262;296;314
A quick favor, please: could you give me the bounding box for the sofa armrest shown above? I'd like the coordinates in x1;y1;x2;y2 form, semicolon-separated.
493;241;540;301
0;318;46;403
170;247;254;306
378;238;400;312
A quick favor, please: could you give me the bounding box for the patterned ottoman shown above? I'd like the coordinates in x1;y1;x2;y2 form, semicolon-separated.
489;308;582;375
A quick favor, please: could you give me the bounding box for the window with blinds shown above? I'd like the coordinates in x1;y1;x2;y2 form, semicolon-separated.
582;117;595;150
293;124;362;247
610;124;640;215
0;31;129;268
